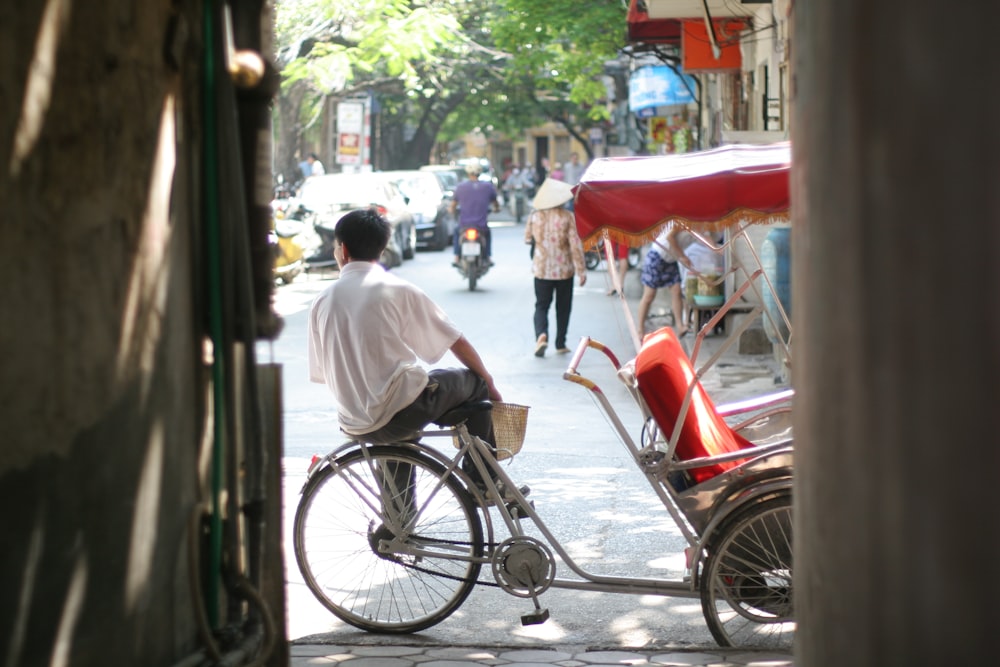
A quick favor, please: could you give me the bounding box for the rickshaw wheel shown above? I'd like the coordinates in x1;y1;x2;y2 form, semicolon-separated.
699;494;794;650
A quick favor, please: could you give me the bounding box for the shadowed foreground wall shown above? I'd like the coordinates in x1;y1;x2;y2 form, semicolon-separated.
1;3;208;664
793;1;1000;664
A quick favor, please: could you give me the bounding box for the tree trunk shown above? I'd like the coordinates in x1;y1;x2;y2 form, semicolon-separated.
275;82;310;184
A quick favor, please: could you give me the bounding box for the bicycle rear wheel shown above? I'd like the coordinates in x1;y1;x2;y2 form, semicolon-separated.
294;444;484;633
700;494;794;649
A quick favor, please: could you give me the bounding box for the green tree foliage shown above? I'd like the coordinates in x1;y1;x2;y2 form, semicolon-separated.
466;0;628;158
272;0;466;175
489;0;625;112
272;0;627;173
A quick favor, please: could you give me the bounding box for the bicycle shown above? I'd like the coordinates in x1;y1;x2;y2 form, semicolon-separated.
294;329;794;649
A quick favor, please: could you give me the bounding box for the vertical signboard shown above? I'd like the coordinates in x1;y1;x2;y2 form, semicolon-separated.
336;101;365;166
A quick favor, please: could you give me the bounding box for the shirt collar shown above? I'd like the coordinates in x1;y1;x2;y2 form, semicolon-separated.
340;261;383;277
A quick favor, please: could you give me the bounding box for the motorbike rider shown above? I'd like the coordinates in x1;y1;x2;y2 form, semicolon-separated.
450;164;500;267
502;165;534;222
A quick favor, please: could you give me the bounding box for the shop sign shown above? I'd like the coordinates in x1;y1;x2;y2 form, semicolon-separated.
628;66;697;112
336;101;365;165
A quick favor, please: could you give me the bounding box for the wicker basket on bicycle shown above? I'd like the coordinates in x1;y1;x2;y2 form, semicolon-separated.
491;402;529;461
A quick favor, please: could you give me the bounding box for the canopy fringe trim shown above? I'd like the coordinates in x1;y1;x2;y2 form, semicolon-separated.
580;208;789;250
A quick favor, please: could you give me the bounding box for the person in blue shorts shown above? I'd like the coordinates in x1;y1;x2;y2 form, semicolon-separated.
636;222;696;338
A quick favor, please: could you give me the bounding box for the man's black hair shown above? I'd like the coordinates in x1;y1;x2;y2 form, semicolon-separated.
334;208;391;261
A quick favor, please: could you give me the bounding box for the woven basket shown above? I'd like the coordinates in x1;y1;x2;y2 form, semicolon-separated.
491;402;529;461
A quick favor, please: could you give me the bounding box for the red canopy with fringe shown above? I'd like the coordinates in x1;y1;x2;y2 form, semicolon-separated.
573;142;791;249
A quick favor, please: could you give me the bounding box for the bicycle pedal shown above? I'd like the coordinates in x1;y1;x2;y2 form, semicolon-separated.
520;608;550;626
508;499;535;516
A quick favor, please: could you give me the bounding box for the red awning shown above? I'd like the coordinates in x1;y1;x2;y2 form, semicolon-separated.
573;142;791;248
627;0;682;45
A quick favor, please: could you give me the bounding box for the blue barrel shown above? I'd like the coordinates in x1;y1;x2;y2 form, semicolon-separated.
760;227;791;343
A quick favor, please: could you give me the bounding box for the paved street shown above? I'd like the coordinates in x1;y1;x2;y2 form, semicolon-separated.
263;212;786;651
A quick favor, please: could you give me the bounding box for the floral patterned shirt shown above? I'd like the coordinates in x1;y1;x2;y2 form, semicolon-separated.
524;207;587;281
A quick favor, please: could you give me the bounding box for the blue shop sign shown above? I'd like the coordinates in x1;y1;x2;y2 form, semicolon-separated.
628;66;697;112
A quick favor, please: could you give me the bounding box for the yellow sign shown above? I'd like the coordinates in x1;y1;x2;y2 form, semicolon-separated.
650;117;668;142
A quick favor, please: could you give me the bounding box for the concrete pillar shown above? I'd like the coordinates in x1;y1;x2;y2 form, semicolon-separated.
793;2;1000;664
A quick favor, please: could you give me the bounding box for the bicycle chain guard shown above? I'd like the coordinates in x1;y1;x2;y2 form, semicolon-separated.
491;536;555;598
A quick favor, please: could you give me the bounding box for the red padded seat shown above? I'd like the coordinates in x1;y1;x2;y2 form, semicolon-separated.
634;327;754;483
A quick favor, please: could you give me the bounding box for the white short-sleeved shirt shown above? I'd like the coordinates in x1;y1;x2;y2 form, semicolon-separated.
307;262;461;435
652;222;696;260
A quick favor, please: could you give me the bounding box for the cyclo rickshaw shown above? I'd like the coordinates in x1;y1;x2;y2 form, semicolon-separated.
293;142;796;649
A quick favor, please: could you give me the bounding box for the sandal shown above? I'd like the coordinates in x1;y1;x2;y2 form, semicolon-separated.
534;334;548;357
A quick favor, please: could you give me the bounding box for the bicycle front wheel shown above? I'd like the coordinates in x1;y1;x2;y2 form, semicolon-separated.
700;494;794;650
294;444;484;633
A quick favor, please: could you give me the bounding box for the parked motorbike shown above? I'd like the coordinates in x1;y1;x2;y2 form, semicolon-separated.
269;196;307;283
270;215;306;284
584;239;641;271
271;197;405;274
273;200;339;272
454;226;490;291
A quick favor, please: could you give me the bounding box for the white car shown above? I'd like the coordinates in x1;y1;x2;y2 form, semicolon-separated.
383;170;455;251
298;173;417;267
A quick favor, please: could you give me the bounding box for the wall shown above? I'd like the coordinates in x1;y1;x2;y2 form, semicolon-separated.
793;1;1000;664
0;3;282;665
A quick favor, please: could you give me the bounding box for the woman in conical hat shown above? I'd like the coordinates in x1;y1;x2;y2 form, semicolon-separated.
531;177;574;210
524;179;588;357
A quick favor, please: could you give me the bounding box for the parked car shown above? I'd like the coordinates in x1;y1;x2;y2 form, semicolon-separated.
421;161;502;207
424;168;460;198
419;164;467;194
297;172;416;267
383;170;454;251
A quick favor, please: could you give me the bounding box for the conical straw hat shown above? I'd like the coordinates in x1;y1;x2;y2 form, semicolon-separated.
531;178;574;210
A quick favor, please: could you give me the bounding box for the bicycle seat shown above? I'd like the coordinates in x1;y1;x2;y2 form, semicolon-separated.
432;400;493;427
634;327;755;484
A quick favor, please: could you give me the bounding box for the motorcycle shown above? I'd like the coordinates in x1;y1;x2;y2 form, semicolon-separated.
270;221;305;284
454;226;490;291
511;189;527;223
584;239;641;271
273;199;406;273
272;199;341;272
269;200;307;284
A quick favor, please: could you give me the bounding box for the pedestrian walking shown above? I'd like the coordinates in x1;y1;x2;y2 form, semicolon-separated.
307;152;325;176
523;178;587;357
562;152;586;186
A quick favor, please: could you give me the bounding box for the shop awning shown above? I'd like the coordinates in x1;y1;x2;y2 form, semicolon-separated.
627;0;682;45
573;142;791;248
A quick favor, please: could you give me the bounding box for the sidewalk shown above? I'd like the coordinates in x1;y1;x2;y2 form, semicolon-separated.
289;644;794;667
